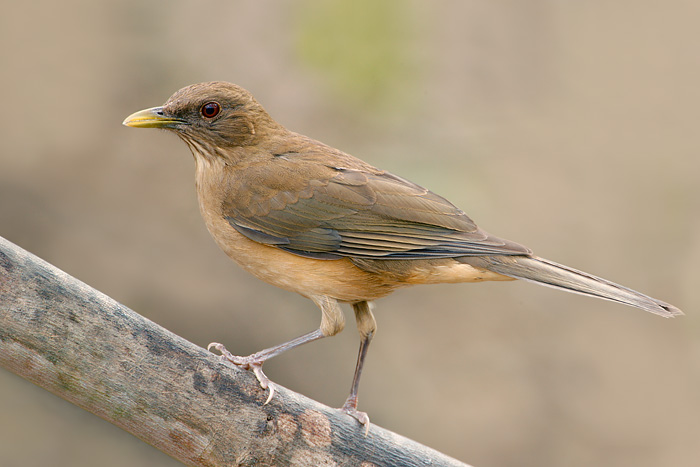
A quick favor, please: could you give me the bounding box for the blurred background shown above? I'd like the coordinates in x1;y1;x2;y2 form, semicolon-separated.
1;1;698;466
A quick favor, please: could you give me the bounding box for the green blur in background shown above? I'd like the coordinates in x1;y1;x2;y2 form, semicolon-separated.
1;1;698;467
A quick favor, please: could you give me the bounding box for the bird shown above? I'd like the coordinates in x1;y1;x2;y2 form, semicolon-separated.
123;81;682;428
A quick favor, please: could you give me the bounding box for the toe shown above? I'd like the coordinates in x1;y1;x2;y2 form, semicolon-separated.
341;407;371;434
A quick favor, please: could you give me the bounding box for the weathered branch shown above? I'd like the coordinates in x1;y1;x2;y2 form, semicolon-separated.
0;236;471;467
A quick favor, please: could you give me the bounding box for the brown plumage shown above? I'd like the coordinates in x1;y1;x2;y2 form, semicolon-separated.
124;81;682;427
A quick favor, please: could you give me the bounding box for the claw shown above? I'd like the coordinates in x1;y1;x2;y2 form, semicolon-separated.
207;342;275;403
262;381;275;405
342;406;371;435
248;362;275;404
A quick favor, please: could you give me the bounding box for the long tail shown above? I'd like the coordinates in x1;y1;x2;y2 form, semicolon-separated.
461;255;682;318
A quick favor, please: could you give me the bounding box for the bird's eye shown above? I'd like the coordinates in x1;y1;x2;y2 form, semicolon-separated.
200;102;221;119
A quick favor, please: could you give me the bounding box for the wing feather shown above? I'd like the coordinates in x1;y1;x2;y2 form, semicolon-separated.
223;157;530;259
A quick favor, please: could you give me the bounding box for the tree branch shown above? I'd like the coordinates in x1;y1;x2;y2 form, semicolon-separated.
0;236;471;467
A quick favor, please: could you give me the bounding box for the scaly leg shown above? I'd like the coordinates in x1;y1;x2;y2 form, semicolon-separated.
208;295;345;404
341;301;376;431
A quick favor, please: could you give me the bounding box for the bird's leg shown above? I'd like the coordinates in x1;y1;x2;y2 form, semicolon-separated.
341;301;376;431
208;329;325;403
208;295;345;404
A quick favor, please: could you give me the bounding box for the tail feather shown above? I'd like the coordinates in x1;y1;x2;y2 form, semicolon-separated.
461;255;682;318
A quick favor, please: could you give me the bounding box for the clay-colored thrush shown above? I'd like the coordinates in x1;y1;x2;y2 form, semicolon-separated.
124;81;682;426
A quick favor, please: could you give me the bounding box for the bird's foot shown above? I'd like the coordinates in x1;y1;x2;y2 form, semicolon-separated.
207;342;275;404
341;395;370;435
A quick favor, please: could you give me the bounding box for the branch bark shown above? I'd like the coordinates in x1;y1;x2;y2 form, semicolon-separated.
0;236;471;467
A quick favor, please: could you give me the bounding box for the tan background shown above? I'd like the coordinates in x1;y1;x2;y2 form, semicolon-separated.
1;1;698;466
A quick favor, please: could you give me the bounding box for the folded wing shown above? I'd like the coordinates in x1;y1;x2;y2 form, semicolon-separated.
224;159;530;260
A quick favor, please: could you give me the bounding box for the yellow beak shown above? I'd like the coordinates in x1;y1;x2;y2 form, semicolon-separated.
122;107;185;129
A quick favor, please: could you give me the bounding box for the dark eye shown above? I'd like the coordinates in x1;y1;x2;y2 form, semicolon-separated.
200;102;221;118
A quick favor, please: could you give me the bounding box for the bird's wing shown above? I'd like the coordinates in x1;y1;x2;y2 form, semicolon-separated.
223;157;530;260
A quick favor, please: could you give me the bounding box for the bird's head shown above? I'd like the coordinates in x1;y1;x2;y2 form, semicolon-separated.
123;82;284;160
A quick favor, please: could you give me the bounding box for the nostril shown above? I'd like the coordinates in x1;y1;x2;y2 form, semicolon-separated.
156;110;164;116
